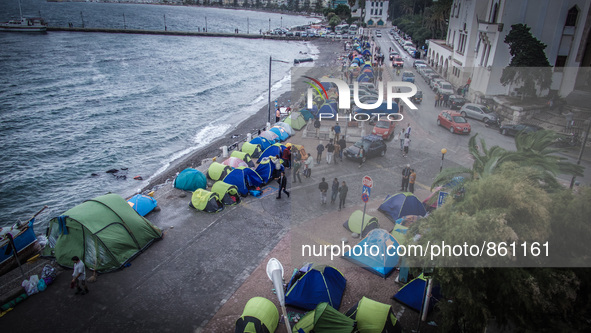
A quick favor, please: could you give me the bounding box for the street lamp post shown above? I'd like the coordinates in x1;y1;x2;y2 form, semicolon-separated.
570;119;591;189
268;56;289;124
205;16;208;32
268;18;271;33
440;148;447;172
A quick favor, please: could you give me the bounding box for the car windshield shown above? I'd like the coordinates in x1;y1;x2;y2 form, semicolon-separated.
415;91;423;97
394;57;402;62
403;73;414;77
481;107;493;114
441;84;452;90
376;121;391;129
453;116;467;123
354;140;370;149
452;97;464;102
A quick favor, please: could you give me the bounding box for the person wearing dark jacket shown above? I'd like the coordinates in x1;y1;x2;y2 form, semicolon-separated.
316;142;324;165
338;137;346;161
276;171;289;199
338;181;348;211
282;146;291;169
401;164;411;191
319;177;329;205
330;178;339;204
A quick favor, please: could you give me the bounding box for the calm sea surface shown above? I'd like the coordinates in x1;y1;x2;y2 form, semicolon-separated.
0;0;319;228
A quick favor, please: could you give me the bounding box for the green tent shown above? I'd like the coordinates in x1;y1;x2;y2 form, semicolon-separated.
190;189;224;213
284;112;307;130
235;297;278;333
207;162;232;181
211;181;241;206
231;151;255;168
241;142;262;158
343;210;379;237
292;302;355;333
345;297;403;333
43;194;162;273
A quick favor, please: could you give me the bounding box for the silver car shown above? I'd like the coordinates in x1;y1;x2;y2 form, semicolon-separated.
459;103;499;124
437;82;454;96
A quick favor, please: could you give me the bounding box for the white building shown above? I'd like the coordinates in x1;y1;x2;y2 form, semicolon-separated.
428;0;591;101
364;0;389;26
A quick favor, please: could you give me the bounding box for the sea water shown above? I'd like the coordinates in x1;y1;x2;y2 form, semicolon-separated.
0;0;319;228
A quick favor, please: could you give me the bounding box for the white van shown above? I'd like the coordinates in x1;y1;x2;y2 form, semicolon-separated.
404;41;414;48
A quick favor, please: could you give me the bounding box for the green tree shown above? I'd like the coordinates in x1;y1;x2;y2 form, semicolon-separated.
328;15;341;31
314;0;324;13
500;23;552;97
334;4;351;19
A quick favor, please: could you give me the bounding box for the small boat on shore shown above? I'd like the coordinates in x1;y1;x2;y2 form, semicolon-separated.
0;17;48;32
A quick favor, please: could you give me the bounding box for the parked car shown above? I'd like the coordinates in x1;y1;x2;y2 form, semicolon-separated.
447;95;466;110
402;71;415;83
437;110;471;134
389;51;399;60
372;120;397;140
459;103;499;124
413;60;426;68
392;56;404;67
410;90;423;104
499;123;543;136
344;135;387;162
420;68;435;79
437;82;455;96
431;78;445;90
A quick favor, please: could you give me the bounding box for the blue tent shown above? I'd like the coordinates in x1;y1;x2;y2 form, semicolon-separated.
378;193;427;222
269;127;290;141
250;137;272;151
257;145;283;163
254;158;283;184
173;168;207;191
358;74;371;83
392;274;441;312
342;229;400;278
285;264;346;311
127;194;158;217
362;49;371;56
318;102;337;119
222;167;264;196
299;108;314;121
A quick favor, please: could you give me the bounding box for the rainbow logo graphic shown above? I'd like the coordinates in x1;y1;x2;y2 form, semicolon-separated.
303;76;329;100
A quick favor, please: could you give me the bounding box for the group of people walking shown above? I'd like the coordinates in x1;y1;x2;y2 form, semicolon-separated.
318;177;349;210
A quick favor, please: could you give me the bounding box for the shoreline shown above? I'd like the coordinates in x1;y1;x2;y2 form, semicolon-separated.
142;38;343;192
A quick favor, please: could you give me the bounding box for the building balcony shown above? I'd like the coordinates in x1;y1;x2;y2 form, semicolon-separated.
478;19;503;34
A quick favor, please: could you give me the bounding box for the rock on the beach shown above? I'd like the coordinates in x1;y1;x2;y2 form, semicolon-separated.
341;237;349;244
351;233;359;239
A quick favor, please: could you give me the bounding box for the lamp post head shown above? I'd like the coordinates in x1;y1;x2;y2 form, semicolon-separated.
441;148;447;155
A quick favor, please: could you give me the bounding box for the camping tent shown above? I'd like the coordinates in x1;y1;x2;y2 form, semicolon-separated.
43;194;162;273
241;142;262;159
259;131;279;143
207;162;233;181
127;194;158;217
274;122;295;136
299;108;315;121
345;297;403;333
292;302;355;333
211;181;241;206
174;168;207;191
269;127;290;142
392;273;440;313
235;297;279;333
231;151;255;168
285;264;346;311
378;193;427;222
190;189;224;213
257;145;284;163
317;102;337;119
284;112;307;130
222;157;249;169
255;158;283;184
250;137;272;151
343;210;379;237
223;167;264;196
342;229;400;278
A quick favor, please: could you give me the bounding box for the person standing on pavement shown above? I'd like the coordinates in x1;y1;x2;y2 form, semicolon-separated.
276;171;290;199
275;108;281;123
435;93;440;107
333;142;340;165
314;118;321;138
316;141;324;165
304;154;314;178
334;123;341;142
282;146;291;169
401;164;411;191
358;146;365;168
403;134;411;157
339;137;347;161
293;158;302;183
408;169;416;193
71;256;89;295
329;126;335;143
338;181;348;211
331;178;339;204
325;140;335;165
443;93;449;108
399;128;405;151
319;177;329;205
405;123;411;138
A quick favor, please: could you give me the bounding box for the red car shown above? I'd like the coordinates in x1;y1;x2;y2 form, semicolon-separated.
372;120;396;140
437;110;471;134
392;56;404;67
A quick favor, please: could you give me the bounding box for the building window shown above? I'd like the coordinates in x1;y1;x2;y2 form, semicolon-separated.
456;3;460;18
554;55;567;71
379;9;382;15
380;1;383;7
491;3;499;23
565;7;579;27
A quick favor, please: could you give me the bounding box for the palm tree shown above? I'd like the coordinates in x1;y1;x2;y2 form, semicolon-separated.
432;130;584;191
